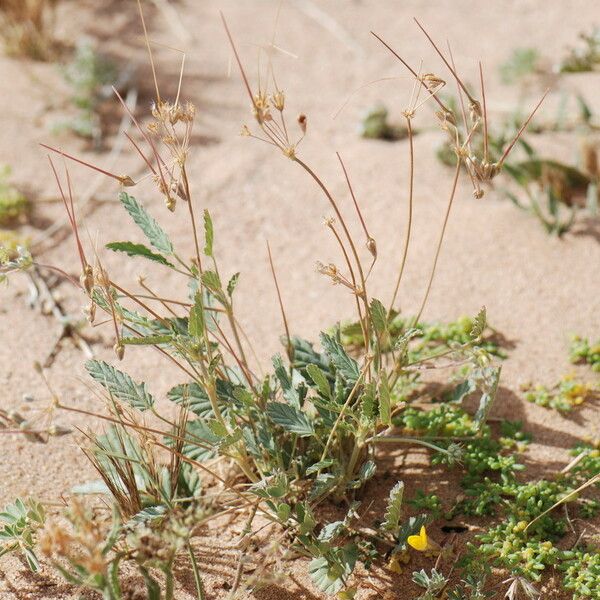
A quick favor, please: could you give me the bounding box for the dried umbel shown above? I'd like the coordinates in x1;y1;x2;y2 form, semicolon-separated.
40;500;109;577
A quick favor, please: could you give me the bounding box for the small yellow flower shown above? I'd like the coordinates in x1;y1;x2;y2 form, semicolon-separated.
407;525;429;551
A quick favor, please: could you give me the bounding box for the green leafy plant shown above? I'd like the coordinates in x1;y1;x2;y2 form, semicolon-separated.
53;39;118;146
359;105;407;141
0;498;46;571
570;336;600;372
557;28;600;73
1;12;588;600
0;165;29;225
522;374;598;412
499;48;542;84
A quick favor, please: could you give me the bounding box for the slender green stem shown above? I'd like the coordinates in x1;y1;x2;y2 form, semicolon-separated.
389;116;415;314
413;157;462;326
188;544;206;600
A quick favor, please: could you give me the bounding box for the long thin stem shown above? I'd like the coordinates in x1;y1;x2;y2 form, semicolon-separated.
388;116;415;314
293;156;371;346
413;157;462;326
267;241;293;360
187;543;206;600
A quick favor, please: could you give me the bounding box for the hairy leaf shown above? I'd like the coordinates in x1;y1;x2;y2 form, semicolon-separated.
470;306;487;340
474;367;501;426
306;363;332;399
188;292;205;339
382;481;405;533
85;360;154;411
118;192;173;255
379;372;391;426
203;209;213;257
266;402;314;437
105;241;174;267
369;298;388;336
320;332;360;383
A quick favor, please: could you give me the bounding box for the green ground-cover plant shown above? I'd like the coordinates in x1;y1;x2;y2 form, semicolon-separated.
359;105;407;141
0;165;29;226
570;336;600;372
1;10;597;600
53;39;119;147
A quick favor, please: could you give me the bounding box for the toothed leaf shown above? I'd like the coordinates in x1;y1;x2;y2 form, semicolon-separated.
85;360;154;411
118;192;173;254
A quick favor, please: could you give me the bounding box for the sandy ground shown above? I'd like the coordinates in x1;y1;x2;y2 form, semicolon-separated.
0;0;599;598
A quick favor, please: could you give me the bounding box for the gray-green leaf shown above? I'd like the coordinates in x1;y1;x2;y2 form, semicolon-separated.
85;360;154;411
266;402;314;437
118;192;173;255
320;332;360;383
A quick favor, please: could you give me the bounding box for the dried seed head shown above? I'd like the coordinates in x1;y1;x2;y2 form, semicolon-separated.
166;196;176;212
118;175;135;187
80;264;94;295
114;342;125;361
435;109;456;131
94;265;110;288
240;124;252;137
473;188;485;199
253;92;271;124
48;424;72;437
84;300;96;324
297;113;307;134
366;237;377;258
282;145;296;159
469;99;482;122
421;73;445;90
271;90;285;111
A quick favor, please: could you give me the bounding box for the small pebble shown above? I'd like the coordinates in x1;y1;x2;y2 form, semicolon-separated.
22;393;34;402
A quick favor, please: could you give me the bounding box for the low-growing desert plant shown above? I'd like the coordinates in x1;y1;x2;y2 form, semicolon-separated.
0;165;29;225
1;10;597;600
52;39;119;147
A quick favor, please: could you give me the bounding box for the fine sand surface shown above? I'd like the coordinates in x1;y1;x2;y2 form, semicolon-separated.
0;1;599;598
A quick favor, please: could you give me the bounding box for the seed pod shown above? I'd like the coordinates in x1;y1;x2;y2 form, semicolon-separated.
366;237;377;259
297;113;307;134
114;342;125;361
80;264;94;295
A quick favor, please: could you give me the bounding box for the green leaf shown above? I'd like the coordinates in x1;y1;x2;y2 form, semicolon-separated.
382;481;404;533
118;192;173;255
266;402;314;437
249;473;288;499
470;306;487;340
474;367;501;427
201;270;221;293
127;505;168;528
369;298;388;335
305;459;335;476
85;360;154;411
227;272;240;297
188;292;205;338
309;544;357;594
273;354;300;407
105;241;174;267
168;382;212;418
306;364;332;399
121;334;172;346
378;372;391;426
320;332;360;384
203;209;213;256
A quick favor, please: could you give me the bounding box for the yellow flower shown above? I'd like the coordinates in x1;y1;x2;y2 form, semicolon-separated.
407;525;429;551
